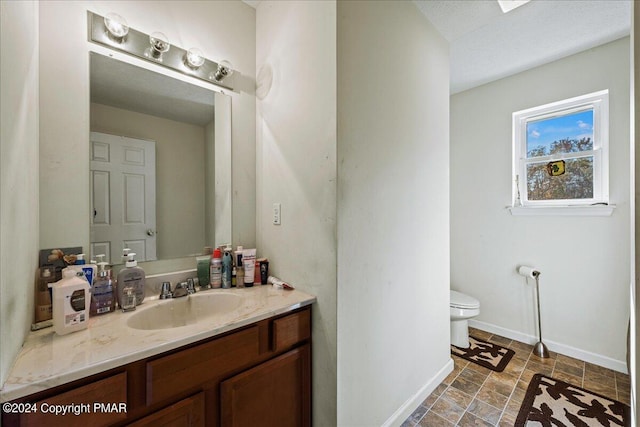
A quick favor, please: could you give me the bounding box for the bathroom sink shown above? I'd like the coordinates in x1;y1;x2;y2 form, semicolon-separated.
126;292;243;330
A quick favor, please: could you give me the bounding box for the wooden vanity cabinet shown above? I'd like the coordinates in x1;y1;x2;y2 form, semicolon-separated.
2;306;311;427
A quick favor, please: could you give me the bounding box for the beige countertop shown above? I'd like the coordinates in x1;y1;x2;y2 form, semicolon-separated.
1;285;316;402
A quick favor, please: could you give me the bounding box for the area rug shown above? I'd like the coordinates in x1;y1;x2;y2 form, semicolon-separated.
515;374;630;426
451;336;515;372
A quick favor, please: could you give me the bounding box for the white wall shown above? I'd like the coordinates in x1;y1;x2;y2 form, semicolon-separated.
255;2;337;425
0;1;40;384
39;0;256;254
90;103;206;259
451;37;631;370
337;1;451;425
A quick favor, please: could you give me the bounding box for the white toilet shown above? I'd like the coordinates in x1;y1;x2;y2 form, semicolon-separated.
450;290;480;348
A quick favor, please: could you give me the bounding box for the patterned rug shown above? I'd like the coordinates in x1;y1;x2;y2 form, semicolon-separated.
451;336;515;372
516;374;630;426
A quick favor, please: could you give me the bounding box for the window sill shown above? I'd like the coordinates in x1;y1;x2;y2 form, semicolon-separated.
508;205;615;216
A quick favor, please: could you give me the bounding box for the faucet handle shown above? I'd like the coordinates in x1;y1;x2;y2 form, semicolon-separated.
187;278;196;294
159;281;173;299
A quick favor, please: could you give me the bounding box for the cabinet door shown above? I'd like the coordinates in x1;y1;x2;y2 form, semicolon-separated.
220;344;311;427
129;392;204;427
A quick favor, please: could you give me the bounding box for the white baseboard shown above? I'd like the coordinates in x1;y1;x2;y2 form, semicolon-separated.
382;358;454;427
469;319;628;374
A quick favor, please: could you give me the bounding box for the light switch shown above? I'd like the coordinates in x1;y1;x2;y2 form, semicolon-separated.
273;203;281;225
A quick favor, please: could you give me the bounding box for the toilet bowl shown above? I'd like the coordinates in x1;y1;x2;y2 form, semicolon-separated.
450;290;480;348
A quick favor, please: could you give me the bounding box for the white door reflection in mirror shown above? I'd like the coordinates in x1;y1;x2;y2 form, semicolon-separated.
90;131;157;263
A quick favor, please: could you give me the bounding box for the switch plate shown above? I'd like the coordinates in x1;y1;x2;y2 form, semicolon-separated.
273;203;281;225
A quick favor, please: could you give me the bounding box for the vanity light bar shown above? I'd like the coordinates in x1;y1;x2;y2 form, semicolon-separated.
88;11;235;91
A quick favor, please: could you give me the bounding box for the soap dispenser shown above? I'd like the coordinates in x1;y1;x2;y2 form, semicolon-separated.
50;267;91;335
90;255;115;316
116;252;146;307
71;253;96;288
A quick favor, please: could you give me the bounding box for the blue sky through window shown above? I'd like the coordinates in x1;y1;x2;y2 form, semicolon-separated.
526;109;593;154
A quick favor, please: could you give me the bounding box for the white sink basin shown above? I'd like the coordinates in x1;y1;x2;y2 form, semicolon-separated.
126;292;243;330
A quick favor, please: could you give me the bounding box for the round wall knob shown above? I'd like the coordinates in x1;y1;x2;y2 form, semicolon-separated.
147;229;155;236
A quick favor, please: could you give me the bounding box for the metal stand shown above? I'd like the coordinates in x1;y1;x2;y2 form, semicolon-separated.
533;273;549;358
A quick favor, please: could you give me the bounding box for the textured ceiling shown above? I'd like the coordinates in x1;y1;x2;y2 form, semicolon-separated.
414;0;631;93
90;54;215;127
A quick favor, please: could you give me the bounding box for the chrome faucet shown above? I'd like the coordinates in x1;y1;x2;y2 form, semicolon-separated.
172;282;189;298
159;281;173;299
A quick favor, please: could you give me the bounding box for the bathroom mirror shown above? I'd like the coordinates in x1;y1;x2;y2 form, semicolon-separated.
89;52;231;265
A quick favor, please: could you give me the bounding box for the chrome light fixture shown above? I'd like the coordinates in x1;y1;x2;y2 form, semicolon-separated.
148;32;170;60
104;12;129;41
185;48;205;69
211;60;234;82
89;12;235;90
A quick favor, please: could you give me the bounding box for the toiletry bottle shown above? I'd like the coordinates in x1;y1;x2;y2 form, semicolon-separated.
242;248;256;288
50;267;91;335
72;253;96;288
90;258;115;316
197;253;211;290
233;246;243;287
121;248;131;264
210;249;222;288
222;245;233;289
35;267;55;323
117;253;146;307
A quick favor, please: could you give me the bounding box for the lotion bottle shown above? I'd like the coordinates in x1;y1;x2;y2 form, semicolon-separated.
90;257;115;316
50;268;90;335
117;253;146;307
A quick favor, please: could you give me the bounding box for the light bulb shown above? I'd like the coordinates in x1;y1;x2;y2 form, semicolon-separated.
104;13;129;39
149;32;170;58
211;60;234;82
186;48;205;69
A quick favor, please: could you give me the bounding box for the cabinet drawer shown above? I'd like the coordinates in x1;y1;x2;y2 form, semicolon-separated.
19;372;127;427
129;392;204;427
272;309;310;352
146;326;259;405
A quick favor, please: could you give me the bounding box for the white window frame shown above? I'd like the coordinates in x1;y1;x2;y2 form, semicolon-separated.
512;90;609;208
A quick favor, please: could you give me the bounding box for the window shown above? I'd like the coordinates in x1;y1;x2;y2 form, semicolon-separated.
512;90;609;208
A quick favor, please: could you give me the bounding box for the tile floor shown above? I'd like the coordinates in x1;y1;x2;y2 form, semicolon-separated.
402;327;631;426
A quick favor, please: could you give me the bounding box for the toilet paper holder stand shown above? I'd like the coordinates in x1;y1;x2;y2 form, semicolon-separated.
518;266;550;359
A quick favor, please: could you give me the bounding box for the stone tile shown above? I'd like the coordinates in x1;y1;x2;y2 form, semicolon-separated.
467;398;502;425
618;387;631;406
525;359;554;376
475;383;509;410
417;410;454;426
498;411;518;427
584;371;616;389
405;405;428;425
583;379;618;401
432;382;449;397
457;411;495;427
504;394;525;417
490;371;520;389
400;419;415;427
551;370;583;387
585;362;615;378
453;355;470;370
469;328;493;341
459;367;490;385
511;348;531;362
443;367;461;386
421;392;439;410
616;371;631;388
509;340;533;353
529;353;557;364
556;353;585;368
482;375;514;397
429;396;466;424
465;360;494;375
502;357;526;376
488;335;512;347
519;369;537;384
451;376;483;396
554;360;584;378
441;386;474;409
